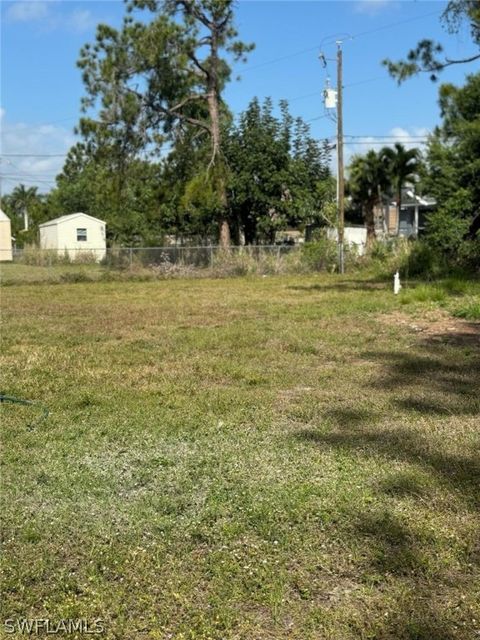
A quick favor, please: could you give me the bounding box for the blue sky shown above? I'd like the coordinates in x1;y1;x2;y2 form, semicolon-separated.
1;0;478;192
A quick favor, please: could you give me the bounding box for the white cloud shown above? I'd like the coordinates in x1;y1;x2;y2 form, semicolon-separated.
1;112;77;193
6;1;49;22
355;0;397;16
68;8;96;33
388;126;430;148
338;126;430;172
5;0;96;33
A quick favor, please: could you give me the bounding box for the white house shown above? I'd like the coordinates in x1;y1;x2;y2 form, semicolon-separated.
39;213;106;261
0;209;13;262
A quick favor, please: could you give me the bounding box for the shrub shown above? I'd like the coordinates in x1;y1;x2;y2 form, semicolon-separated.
402;241;444;279
301;238;338;272
415;190;480;276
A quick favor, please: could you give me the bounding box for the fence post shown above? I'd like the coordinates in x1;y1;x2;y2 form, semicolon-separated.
129;247;133;268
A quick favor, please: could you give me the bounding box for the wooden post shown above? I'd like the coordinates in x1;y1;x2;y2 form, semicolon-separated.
337;41;345;274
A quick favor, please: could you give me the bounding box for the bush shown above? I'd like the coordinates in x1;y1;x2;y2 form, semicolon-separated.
402;241;444;279
457;237;480;273
301;238;338;272
414;190;480;276
425;213;469;255
369;239;395;261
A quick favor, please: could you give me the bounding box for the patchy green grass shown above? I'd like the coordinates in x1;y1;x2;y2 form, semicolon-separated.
452;298;480;321
399;284;448;304
1;273;479;639
399;279;480;318
0;263;105;285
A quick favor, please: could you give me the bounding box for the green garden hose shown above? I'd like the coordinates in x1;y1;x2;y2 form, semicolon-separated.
0;394;50;428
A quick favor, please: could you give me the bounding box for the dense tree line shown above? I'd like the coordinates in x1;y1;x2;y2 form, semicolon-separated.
1;0;478;272
420;72;480;269
1;98;333;247
2;0;334;248
346;72;479;270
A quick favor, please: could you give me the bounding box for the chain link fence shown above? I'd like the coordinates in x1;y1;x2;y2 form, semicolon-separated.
2;245;307;285
11;245;300;267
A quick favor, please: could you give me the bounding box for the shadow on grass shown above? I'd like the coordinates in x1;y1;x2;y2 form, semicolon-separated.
299;423;480;510
322;407;379;426
363;327;480;416
289;279;388;293
294;327;479;638
298;325;480;504
351;504;476;639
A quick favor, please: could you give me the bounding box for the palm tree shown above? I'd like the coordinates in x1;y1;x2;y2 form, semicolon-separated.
349;150;389;247
380;143;421;234
9;184;40;231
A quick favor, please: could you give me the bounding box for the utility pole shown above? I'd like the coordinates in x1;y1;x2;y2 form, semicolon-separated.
336;40;345;274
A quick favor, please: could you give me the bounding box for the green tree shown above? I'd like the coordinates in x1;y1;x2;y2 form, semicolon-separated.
226;98;331;244
348;150;390;246
49;142;166;245
7;185;38;231
383;1;480;83
2;184;48;246
78;0;253;247
226;97;289;244
380;143;421;235
421;72;480;267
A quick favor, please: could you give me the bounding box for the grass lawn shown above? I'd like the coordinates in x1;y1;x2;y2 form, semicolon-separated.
0;263;106;285
1;273;479;639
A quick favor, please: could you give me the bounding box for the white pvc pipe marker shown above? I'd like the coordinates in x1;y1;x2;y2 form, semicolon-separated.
394;271;402;295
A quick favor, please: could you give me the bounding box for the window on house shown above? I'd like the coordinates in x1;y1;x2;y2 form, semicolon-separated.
77;228;87;242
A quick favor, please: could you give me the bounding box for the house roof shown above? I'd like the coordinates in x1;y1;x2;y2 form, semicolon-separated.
393;189;436;208
39;212;106;228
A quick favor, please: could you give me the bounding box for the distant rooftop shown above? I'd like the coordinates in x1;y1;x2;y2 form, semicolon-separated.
39;212;106;227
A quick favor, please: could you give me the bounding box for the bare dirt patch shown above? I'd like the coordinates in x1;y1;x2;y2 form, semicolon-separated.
381;309;480;346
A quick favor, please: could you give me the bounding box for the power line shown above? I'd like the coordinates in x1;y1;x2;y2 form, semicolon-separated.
240;8;442;73
284;75;385;105
344;76;385;89
241;45;320;73
289;91;323;103
0;173;59;179
0;176;56;184
350;9;441;42
321;133;430;140
342;139;428;146
0;159;59;177
305;115;331;123
0;153;68;158
1;116;77;134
